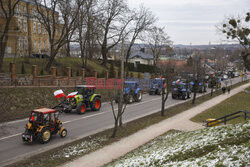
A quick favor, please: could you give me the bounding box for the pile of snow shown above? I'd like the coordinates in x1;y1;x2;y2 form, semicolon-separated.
107;121;250;167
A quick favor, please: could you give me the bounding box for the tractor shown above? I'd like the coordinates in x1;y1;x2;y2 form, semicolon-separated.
171;80;191;100
54;85;101;114
22;108;67;144
149;78;166;95
189;81;207;93
116;81;142;104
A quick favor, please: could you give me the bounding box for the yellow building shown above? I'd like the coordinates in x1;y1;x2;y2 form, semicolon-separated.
0;0;66;58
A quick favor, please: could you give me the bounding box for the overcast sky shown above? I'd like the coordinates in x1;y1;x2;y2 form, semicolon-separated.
128;0;250;45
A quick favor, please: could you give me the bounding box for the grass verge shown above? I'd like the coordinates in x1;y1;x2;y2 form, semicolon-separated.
106;121;250;167
191;86;250;124
6;80;249;167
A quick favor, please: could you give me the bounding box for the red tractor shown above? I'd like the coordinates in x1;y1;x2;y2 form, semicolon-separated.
22;108;67;144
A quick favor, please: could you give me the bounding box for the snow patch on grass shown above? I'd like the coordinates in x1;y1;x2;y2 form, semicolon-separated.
107;121;250;167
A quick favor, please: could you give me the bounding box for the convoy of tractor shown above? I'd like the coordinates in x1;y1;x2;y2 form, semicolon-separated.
21;74;218;144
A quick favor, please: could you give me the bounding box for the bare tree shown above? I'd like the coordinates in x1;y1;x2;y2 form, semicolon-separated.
109;38;127;138
124;5;156;64
96;0;133;66
158;60;176;116
34;0;81;70
145;26;172;75
219;12;250;70
76;0;99;68
0;0;20;71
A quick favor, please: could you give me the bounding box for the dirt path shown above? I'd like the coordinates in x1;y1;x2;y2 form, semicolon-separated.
62;82;250;167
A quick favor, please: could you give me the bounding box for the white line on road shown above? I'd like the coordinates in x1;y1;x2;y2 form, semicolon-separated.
0;96;162;141
0;133;22;140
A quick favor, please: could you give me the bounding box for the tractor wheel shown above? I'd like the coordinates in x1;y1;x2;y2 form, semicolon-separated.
157;89;162;95
91;97;102;111
182;94;186;100
38;127;51;144
125;94;133;104
76;103;86;114
60;128;67;138
135;91;142;102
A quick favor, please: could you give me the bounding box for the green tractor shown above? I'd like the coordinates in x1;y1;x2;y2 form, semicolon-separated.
54;85;102;114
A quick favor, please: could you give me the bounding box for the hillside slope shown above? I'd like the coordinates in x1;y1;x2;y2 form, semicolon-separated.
107;121;250;167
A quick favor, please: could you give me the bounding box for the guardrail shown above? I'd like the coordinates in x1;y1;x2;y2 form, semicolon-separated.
204;110;250;127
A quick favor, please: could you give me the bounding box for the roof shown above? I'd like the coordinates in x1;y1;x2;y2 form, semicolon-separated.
76;85;96;89
129;51;153;60
33;108;56;114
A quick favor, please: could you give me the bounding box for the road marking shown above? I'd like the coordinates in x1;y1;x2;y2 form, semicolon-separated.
0;133;22;140
0;96;161;141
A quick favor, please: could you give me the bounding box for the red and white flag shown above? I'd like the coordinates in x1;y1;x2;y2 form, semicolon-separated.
66;92;78;99
54;89;66;99
176;79;180;84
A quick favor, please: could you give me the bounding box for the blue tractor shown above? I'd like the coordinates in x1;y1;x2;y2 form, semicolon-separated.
116;81;142;104
149;78;165;95
189;81;207;93
171;80;192;100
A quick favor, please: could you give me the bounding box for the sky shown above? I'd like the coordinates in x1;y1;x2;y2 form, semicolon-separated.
127;0;250;45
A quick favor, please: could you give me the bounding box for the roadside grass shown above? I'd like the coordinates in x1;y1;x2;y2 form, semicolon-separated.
106;121;250;167
0;87;113;123
7;80;249;167
191;86;250;124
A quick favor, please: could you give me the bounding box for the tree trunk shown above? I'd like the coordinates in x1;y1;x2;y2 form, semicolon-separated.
111;119;119;138
192;80;198;104
0;39;7;72
66;41;70;57
46;46;55;71
210;87;213;96
0;21;10;72
161;89;165;116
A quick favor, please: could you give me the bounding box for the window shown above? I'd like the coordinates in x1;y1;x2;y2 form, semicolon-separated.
16;4;20;13
24;37;28;50
18;37;23;51
23;20;27;32
18;19;22;31
34;40;37;51
33;8;36;16
33;21;36;33
43;41;46;49
7;47;12;54
23;6;27;13
38;22;41;34
43;25;46;34
39;40;41;53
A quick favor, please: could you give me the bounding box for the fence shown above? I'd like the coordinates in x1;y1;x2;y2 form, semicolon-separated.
204;110;250;127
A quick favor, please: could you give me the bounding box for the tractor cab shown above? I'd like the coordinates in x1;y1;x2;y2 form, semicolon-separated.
75;85;96;99
23;108;67;144
115;81;142;104
149;78;165;95
124;81;138;94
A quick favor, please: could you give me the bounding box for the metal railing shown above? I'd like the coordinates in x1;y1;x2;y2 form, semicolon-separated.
204;110;250;127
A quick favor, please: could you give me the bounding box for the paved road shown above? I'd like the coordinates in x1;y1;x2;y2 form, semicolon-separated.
0;77;246;166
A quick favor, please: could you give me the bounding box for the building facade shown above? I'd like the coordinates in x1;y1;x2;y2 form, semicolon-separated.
0;0;65;58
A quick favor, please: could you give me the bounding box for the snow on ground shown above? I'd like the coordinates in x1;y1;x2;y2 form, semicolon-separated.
107;121;250;167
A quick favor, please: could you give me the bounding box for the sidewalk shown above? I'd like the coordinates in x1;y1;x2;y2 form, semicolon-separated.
62;82;250;167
